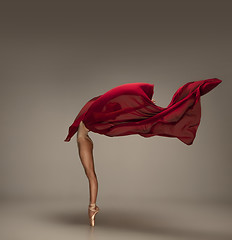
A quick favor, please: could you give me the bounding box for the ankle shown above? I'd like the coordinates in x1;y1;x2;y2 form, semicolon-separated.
89;203;96;209
89;203;96;206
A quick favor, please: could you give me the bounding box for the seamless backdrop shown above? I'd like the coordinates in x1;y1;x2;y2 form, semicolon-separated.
0;0;231;203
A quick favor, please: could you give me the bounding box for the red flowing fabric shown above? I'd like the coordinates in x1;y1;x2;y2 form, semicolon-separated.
64;78;222;145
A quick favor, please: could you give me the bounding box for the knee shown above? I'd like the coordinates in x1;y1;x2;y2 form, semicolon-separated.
85;169;97;180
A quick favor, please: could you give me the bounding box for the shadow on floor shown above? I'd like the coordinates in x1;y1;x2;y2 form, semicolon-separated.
38;209;231;240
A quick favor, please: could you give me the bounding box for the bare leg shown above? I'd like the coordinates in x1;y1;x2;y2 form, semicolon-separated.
76;121;99;218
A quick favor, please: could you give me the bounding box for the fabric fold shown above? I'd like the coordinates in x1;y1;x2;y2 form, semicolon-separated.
64;78;222;145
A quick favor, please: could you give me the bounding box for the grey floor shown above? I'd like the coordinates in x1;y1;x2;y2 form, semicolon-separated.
1;197;232;240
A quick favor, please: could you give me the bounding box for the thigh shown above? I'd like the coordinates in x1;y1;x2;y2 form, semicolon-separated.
77;137;95;171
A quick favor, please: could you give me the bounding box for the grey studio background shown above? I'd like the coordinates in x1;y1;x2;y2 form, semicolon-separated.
1;1;232;240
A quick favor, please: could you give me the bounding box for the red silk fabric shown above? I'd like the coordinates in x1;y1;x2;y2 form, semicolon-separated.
64;78;222;145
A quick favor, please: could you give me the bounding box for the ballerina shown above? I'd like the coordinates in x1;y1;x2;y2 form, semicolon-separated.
65;78;222;226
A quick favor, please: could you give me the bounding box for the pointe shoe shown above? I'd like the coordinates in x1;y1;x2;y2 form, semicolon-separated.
88;203;100;226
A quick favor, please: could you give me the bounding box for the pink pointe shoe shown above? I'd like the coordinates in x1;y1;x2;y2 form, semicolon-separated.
88;203;100;226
